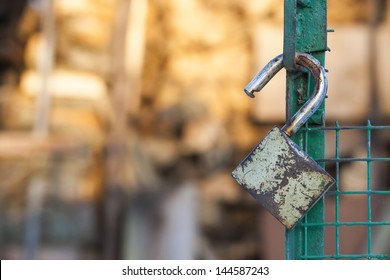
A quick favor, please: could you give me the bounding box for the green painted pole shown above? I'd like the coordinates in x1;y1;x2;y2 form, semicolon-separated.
284;0;328;260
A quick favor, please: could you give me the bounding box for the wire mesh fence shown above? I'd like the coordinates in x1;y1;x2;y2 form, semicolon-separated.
296;121;390;259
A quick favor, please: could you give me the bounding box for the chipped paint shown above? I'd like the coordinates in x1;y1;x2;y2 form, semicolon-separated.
232;127;334;229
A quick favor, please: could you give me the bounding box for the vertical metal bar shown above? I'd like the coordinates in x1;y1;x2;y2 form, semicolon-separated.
367;120;372;258
283;0;297;71
303;127;309;259
335;121;340;259
285;0;328;259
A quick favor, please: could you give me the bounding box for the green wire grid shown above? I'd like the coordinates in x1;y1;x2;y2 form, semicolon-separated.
297;121;390;260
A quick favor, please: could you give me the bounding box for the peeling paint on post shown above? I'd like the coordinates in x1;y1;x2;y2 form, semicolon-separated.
284;0;328;259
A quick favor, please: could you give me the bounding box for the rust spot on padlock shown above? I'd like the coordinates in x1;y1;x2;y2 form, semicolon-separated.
232;53;335;229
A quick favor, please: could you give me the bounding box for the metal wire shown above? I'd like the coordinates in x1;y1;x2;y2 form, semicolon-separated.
298;121;390;260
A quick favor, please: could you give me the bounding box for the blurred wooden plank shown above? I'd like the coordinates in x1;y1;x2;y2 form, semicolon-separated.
0;132;83;159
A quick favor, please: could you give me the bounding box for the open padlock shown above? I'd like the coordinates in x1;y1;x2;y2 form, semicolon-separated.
232;52;335;229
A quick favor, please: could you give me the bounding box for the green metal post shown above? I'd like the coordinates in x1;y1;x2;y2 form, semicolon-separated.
284;0;328;259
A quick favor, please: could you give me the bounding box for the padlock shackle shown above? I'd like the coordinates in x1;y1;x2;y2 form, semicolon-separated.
244;52;327;137
244;54;284;98
282;53;327;136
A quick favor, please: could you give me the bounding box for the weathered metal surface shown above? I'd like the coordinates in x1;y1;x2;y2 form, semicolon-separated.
244;54;283;98
232;127;334;229
281;53;327;136
283;0;297;71
285;0;328;259
235;52;332;230
244;52;327;137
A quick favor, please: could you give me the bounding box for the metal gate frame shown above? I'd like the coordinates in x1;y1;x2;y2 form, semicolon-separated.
284;0;328;259
284;0;390;259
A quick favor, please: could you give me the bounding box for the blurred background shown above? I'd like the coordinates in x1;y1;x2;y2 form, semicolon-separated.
0;0;389;259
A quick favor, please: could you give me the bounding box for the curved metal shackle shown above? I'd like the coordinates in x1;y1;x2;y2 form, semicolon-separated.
244;52;328;137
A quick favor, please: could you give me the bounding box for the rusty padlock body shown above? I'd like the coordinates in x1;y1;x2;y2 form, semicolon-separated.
232;53;335;229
